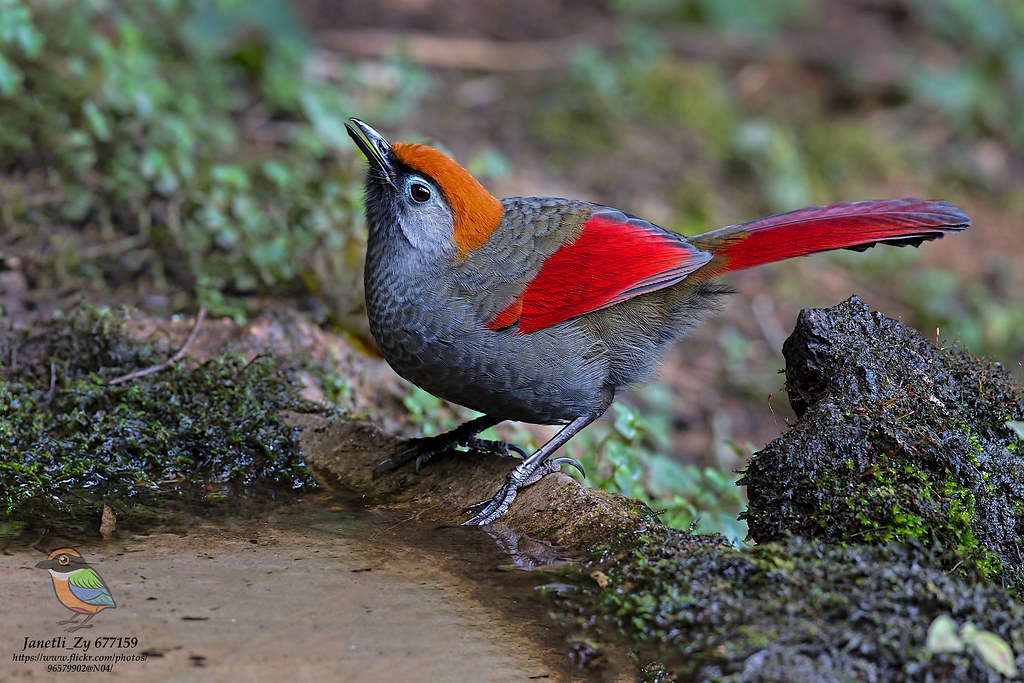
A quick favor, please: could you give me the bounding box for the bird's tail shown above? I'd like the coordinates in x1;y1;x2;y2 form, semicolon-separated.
688;198;970;278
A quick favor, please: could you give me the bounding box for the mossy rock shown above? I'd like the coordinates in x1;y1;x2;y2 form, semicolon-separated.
551;527;1024;681
0;307;320;541
740;296;1024;589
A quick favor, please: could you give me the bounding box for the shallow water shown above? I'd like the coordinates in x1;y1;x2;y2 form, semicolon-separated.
2;494;612;681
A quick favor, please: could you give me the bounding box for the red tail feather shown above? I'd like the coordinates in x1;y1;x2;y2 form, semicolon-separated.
690;199;970;276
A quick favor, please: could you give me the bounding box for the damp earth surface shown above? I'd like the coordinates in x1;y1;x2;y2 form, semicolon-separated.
3;300;1024;681
3;498;596;681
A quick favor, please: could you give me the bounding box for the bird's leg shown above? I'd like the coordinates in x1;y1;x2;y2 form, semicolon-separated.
374;415;518;478
462;408;604;526
57;614;82;626
65;613;97;633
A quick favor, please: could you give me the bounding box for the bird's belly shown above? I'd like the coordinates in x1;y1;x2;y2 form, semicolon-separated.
371;317;609;424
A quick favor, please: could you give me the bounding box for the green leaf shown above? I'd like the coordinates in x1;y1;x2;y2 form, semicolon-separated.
963;624;1019;678
925;615;963;654
299;86;352;150
612;406;638;440
0;53;20;96
0;0;43;56
211;164;250;192
82;100;111;141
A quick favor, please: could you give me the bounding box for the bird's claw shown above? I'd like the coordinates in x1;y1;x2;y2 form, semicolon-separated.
519;456;584;486
461;457;585;526
372;440;431;479
549;456;586;479
462;480;519;525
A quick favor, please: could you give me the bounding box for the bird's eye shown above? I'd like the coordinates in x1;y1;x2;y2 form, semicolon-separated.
58;555;70;566
409;182;431;203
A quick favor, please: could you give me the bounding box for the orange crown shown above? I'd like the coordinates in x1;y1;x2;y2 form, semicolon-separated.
392;142;503;255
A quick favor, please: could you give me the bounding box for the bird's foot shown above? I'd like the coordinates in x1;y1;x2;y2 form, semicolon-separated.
372;435;451;478
461;456;585;526
65;623;94;633
463;437;528;459
373;417;520;479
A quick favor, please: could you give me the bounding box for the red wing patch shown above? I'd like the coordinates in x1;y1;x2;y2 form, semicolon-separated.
487;212;711;334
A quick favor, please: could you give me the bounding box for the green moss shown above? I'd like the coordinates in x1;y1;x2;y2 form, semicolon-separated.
549;527;1024;681
0;307;320;540
749;410;1010;582
742;298;1024;591
807;459;998;579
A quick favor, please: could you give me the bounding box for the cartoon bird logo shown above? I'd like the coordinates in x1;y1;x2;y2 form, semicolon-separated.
35;548;116;632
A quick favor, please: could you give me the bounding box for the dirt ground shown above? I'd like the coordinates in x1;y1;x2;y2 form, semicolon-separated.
2;495;603;682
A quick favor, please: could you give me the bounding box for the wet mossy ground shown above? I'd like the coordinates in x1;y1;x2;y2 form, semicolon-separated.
741;296;1024;590
549;526;1024;681
5;300;1023;680
0;307;320;541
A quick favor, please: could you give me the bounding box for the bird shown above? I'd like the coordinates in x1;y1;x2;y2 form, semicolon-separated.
36;548;116;632
345;118;969;526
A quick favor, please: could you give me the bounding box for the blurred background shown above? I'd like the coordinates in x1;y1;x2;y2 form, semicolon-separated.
1;0;1021;540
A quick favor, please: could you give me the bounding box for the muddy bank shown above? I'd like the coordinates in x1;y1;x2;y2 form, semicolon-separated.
295;413;659;548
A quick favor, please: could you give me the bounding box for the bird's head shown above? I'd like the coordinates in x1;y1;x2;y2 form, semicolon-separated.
35;548;88;574
346;118;502;258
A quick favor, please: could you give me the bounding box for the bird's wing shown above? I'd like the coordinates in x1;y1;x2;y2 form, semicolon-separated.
68;568;116;608
487;210;711;334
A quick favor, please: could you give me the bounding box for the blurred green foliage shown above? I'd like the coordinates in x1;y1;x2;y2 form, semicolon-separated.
910;0;1024;149
0;0;426;320
568;402;748;544
611;0;1024;153
531;27;920;236
611;0;813;36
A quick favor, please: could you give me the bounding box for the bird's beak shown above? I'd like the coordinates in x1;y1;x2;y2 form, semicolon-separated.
346;118;396;184
35;559;53;569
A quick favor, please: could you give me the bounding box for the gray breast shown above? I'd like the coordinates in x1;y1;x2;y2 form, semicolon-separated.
364;240;609;424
